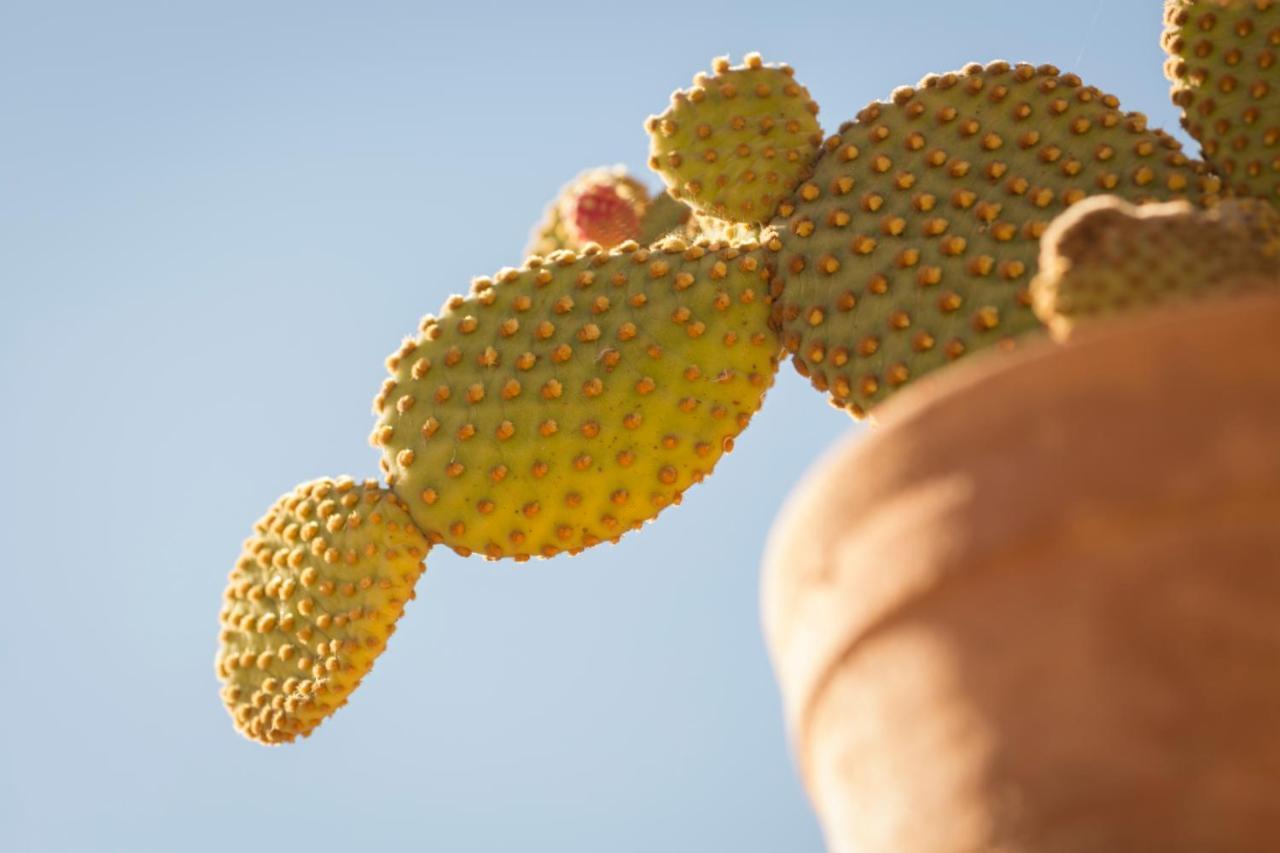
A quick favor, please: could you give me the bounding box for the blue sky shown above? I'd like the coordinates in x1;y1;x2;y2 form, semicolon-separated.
1;2;1189;851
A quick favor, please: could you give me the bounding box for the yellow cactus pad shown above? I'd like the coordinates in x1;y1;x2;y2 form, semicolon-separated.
372;237;779;561
216;477;427;745
770;61;1221;418
646;53;823;225
1031;195;1280;337
1164;0;1280;200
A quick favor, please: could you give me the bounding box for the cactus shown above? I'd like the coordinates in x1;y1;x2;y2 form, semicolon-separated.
687;211;767;245
525;166;693;256
1163;0;1280;201
525;167;649;255
217;10;1280;745
1031;195;1280;337
651;58;1221;416
565;181;643;249
371;237;777;560
216;477;427;744
646;54;823;224
638;191;695;245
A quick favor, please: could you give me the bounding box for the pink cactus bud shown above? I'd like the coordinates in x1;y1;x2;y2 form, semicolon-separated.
563;183;642;249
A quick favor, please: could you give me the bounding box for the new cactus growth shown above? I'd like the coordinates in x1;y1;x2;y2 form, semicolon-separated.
218;5;1280;745
565;182;642;248
525;166;692;256
1031;195;1280;336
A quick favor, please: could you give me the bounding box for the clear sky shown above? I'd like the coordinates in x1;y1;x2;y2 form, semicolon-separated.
1;2;1190;851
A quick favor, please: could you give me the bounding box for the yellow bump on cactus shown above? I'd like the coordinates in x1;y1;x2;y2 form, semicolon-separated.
372;237;780;561
1030;194;1280;337
769;61;1222;418
646;53;823;225
215;477;427;745
687;212;767;246
1163;0;1280;200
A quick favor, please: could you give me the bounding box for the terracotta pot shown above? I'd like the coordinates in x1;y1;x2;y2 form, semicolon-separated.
763;294;1280;853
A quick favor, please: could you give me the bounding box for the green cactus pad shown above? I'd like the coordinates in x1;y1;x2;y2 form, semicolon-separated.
1031;195;1280;336
646;54;823;225
372;237;779;561
770;61;1222;418
1164;0;1280;200
216;477;428;745
636;191;694;245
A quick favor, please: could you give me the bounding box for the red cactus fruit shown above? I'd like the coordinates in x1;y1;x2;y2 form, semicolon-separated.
561;182;643;249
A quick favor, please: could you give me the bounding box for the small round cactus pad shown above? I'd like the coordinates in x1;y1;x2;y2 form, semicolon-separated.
216;477;427;744
1031;195;1280;336
647;54;823;224
1164;0;1280;200
770;61;1221;417
372;237;779;561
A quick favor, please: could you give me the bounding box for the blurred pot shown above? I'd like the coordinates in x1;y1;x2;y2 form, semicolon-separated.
763;295;1280;852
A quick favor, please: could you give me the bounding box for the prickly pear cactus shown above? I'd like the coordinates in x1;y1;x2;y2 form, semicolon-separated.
216;477;427;744
765;61;1221;417
647;54;823;224
218;11;1280;746
371;237;779;560
1031;195;1280;336
1164;0;1280;200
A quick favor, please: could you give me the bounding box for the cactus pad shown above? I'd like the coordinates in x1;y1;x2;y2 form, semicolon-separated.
216;477;427;744
646;54;823;225
637;191;694;246
770;61;1221;417
373;238;779;561
1164;0;1280;200
1031;195;1280;336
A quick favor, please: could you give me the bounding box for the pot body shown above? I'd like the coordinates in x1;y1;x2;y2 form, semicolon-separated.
763;296;1280;852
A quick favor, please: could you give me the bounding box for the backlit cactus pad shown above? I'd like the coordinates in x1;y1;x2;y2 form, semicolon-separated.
216;477;427;744
770;61;1219;416
647;54;823;224
372;238;779;561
